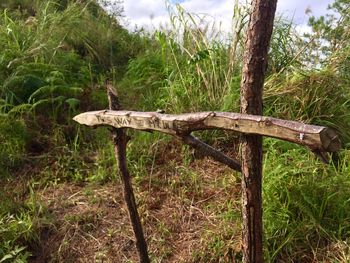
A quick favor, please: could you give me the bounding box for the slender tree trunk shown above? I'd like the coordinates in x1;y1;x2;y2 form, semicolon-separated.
240;1;277;262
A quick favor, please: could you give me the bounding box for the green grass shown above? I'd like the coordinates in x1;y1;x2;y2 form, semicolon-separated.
263;140;350;261
1;0;350;261
0;116;28;178
0;182;49;262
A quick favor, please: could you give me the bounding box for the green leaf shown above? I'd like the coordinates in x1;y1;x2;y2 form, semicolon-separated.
28;85;83;102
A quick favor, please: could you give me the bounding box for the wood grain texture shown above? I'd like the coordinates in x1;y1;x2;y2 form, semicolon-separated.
73;110;340;153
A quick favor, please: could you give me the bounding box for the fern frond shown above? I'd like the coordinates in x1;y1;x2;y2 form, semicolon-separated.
7;104;32;116
28;85;83;102
31;96;65;111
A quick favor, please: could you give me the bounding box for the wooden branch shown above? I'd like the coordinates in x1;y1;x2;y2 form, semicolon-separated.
73;110;340;153
179;134;241;172
107;85;150;263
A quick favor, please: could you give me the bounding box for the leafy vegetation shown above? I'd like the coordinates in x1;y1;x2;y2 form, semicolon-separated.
0;0;349;262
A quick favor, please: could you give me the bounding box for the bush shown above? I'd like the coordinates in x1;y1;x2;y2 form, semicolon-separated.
0;116;27;177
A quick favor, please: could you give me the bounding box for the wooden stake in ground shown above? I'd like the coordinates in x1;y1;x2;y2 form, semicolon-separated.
240;1;277;262
107;84;150;263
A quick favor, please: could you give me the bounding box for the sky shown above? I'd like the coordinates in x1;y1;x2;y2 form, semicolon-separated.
119;0;334;33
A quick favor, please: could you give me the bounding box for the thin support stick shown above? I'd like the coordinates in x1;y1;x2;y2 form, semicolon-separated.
180;134;241;172
107;84;150;263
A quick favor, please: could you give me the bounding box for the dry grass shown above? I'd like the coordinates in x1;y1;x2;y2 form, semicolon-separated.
32;142;242;263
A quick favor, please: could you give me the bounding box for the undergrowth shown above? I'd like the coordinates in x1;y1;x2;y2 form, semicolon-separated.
1;0;350;262
263;140;350;261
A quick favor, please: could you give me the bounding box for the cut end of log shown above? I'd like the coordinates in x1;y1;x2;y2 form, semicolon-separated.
73;111;101;127
320;128;341;152
73;113;87;125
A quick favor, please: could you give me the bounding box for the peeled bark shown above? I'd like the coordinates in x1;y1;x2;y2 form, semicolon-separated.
73;110;340;153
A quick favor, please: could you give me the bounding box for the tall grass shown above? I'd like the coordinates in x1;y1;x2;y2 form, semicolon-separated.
1;0;350;261
0;1;90;117
121;2;248;113
263;140;350;261
0;116;27;177
264;67;350;144
0;1;145;260
0;0;145;118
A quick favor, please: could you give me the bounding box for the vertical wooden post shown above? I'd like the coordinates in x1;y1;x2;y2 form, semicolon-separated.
240;1;277;262
107;83;150;263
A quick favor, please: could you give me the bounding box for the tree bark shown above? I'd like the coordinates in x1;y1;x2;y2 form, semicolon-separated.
240;1;278;262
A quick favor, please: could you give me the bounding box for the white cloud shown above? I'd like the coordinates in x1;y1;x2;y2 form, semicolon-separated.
122;0;169;29
118;0;334;32
180;0;233;32
120;0;237;35
277;0;333;25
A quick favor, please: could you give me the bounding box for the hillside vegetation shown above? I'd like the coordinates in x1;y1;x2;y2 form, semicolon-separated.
0;0;349;262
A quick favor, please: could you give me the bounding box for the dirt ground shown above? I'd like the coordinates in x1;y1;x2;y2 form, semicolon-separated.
31;155;243;263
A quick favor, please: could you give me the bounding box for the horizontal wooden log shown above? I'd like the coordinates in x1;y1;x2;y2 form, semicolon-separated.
73;110;340;152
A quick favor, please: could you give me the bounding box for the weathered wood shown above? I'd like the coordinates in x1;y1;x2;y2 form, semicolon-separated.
239;0;277;262
180;134;241;171
73;110;340;153
107;85;150;263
